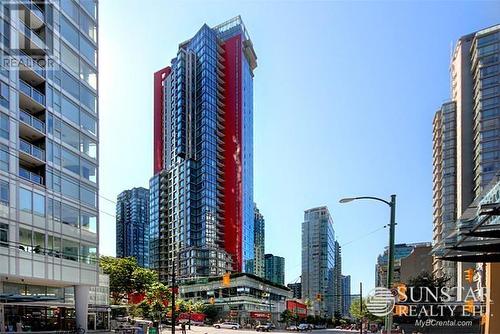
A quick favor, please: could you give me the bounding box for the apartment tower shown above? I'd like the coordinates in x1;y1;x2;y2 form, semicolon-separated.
0;0;99;331
432;25;500;286
253;203;265;277
116;187;149;267
150;16;257;281
301;206;335;317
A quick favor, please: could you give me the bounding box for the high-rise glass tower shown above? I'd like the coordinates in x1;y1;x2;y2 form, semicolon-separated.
301;206;335;317
432;25;500;286
116;187;149;267
150;16;257;282
264;253;285;285
0;0;99;331
252;203;265;277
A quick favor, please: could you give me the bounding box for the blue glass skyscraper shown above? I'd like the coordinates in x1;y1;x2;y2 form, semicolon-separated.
116;187;150;267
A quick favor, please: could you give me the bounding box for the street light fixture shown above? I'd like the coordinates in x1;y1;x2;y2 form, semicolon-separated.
339;194;397;333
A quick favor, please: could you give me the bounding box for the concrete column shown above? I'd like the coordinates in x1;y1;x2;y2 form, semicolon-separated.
485;263;500;334
74;285;90;332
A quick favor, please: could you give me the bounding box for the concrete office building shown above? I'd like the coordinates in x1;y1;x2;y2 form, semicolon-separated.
116;187;149;267
149;16;257;282
264;253;285;286
0;0;99;331
301;206;335;317
432;25;500;287
178;273;292;325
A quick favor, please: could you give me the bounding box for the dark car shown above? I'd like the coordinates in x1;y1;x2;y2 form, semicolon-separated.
255;323;275;332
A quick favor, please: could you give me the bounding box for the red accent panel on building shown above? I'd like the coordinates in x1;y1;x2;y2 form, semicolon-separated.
286;300;307;318
222;35;243;272
153;67;171;174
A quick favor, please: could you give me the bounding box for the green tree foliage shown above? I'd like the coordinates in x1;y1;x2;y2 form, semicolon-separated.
279;309;293;324
141;282;171;320
202;304;219;323
349;298;381;322
99;256;158;304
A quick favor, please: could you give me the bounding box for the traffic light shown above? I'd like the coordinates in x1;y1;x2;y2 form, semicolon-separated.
209;297;215;305
222;272;231;287
464;299;474;314
464;268;474;283
315;293;322;302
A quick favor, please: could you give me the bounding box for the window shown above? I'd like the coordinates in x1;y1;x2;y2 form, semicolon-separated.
33;193;45;216
33;231;45;253
19;188;32;212
80;185;96;208
79;12;96;42
81;244;97;264
0;222;7;247
61;0;79;23
81;158;96;182
62;177;79;200
81;112;96;135
0;180;8;204
80;135;96;158
0;112;8;139
80;84;96;112
61;43;79;75
61;122;79;149
60;16;79;49
81;211;96;233
62;204;79;227
80;60;97;90
62;239;79;261
19;228;32;251
80;0;97;19
62;148;79;175
0;145;9;172
61;70;79;99
48;235;61;257
79;35;96;65
0;81;8;108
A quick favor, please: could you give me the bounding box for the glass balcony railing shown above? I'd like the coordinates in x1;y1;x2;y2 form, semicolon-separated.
20;109;45;133
18;51;45;78
19;166;43;185
19;138;45;161
21;22;45;50
19;79;45;105
22;1;45;23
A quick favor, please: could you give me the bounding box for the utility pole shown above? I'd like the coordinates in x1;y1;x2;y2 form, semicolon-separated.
385;195;396;333
359;282;362;334
171;258;176;334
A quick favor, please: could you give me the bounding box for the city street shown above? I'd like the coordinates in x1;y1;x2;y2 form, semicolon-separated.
159;326;357;334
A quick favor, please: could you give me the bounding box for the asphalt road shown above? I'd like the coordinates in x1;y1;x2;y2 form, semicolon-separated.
159;326;358;334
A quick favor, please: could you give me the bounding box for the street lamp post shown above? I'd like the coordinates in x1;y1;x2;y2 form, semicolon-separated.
339;195;396;333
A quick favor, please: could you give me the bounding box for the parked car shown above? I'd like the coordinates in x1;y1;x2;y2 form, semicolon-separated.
297;324;312;331
255;323;275;331
313;324;326;329
285;325;298;331
214;322;241;330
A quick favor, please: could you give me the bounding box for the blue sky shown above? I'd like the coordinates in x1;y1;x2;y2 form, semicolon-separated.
98;0;500;292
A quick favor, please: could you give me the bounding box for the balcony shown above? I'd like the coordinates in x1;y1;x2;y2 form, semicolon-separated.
19;79;45;112
19;109;45;140
19;166;43;185
19;1;45;29
18;51;45;85
18;21;46;55
19;138;45;166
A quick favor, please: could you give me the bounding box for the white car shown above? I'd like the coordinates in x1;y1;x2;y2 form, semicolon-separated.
214;322;241;330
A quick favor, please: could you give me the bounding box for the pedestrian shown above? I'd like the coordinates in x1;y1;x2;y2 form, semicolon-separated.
181;322;186;334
